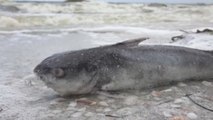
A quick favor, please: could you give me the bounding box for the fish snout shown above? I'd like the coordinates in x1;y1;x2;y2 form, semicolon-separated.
33;64;50;75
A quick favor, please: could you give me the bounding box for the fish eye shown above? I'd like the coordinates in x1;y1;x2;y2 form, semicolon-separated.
51;68;65;78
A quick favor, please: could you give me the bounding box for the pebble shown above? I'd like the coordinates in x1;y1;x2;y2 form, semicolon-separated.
97;94;108;100
67;102;78;111
107;99;115;103
49;100;57;105
154;97;161;101
191;86;200;90
84;112;94;117
103;108;111;112
97;113;105;117
163;88;173;92
96;108;103;112
66;106;76;111
187;112;197;119
78;107;86;112
171;104;181;108
178;82;187;87
202;81;212;87
174;98;184;104
163;111;172;117
170;116;186;120
151;91;161;97
52;110;61;114
123;96;138;105
72;112;83;118
68;102;77;107
46;113;55;117
116;107;132;115
99;101;109;107
111;105;118;109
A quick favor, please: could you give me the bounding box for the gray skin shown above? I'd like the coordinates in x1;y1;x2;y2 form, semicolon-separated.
34;38;213;96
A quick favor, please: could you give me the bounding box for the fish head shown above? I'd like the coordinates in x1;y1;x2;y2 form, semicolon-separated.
33;52;98;96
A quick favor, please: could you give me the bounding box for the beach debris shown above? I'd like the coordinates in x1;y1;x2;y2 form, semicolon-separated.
171;28;213;42
76;98;96;106
170;115;186;120
171;35;185;42
156;99;173;105
105;114;122;118
98;101;109;107
185;94;213;112
196;29;213;34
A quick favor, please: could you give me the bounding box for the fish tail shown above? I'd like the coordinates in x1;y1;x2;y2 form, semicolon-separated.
211;51;213;55
204;50;213;56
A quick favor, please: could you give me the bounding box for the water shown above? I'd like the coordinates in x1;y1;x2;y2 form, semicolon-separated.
101;0;213;4
1;2;213;29
12;0;213;4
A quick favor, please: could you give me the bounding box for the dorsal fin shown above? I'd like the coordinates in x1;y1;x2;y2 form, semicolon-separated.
112;37;149;47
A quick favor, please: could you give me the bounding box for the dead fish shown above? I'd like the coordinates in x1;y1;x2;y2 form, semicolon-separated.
34;38;213;96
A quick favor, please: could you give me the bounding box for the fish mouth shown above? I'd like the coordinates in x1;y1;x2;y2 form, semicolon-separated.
34;73;50;83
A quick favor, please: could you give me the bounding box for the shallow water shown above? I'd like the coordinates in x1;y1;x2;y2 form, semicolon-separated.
1;1;213;29
0;1;213;120
101;0;213;4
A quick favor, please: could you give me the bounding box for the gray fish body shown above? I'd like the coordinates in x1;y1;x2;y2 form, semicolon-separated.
34;39;213;96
